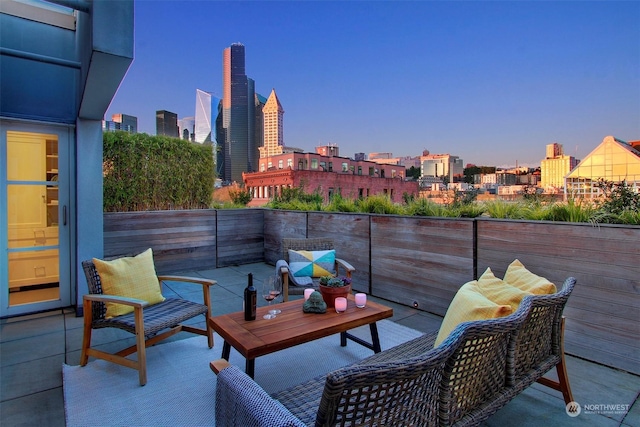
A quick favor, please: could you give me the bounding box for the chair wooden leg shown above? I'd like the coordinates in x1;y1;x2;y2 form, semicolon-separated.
536;317;574;404
80;298;93;366
556;317;573;404
133;306;147;386
282;270;290;302
203;285;214;348
555;353;574;404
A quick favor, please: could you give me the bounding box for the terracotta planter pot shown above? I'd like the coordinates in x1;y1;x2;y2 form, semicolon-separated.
319;284;351;308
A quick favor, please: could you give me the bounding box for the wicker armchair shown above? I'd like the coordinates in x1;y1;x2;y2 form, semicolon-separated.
80;256;216;386
278;238;355;301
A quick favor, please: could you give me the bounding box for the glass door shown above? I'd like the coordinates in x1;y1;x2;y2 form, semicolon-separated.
1;125;71;316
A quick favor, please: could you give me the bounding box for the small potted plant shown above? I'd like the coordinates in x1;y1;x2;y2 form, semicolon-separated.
318;275;352;308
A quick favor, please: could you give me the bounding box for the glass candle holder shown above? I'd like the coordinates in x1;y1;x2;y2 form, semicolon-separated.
355;293;367;308
335;297;347;313
304;288;314;300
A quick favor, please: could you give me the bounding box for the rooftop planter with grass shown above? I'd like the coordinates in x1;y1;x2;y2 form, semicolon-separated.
265;183;639;225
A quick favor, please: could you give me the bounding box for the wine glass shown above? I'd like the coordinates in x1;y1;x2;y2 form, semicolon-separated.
268;275;282;316
262;277;277;319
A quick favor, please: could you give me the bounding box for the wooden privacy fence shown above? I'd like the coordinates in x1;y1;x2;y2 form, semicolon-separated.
103;209;264;272
104;209;639;375
475;219;639;378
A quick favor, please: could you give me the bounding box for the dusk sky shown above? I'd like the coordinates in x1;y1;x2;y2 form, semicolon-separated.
105;0;640;168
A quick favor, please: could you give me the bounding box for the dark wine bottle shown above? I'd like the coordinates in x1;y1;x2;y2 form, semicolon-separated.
244;273;256;321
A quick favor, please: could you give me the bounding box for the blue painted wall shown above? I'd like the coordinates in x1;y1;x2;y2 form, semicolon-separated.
0;0;133;315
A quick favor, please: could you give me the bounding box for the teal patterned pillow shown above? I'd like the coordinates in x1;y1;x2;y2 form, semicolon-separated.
288;249;336;278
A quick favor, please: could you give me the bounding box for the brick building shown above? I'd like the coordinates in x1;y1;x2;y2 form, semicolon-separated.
243;148;419;204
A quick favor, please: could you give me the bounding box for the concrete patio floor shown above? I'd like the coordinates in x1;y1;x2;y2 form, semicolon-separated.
1;262;638;426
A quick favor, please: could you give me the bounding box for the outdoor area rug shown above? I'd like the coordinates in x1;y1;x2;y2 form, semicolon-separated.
63;319;423;427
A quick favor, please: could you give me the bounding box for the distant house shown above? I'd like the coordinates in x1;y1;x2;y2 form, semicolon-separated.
564;136;640;199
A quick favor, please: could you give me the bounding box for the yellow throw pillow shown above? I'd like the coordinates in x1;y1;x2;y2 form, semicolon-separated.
434;281;512;347
475;267;531;311
504;259;557;295
93;248;165;318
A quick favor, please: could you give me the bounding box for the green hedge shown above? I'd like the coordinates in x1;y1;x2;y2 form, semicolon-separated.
103;132;215;212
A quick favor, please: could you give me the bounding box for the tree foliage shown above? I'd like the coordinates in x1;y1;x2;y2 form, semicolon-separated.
406;166;421;180
228;187;252;206
595;179;640;217
463;166;496;184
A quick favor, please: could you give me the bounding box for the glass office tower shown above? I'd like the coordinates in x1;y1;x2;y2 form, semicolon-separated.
178;117;195;141
195;89;220;144
112;114;137;133
222;43;255;183
156;110;179;138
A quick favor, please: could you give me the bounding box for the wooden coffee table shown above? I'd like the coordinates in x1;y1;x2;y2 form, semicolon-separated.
208;294;393;378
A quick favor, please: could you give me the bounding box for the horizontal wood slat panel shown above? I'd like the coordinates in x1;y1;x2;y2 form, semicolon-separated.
103;210;214;231
564;306;637;346
477;220;637;268
262;210;308;265
476;218;640;376
104;210;217;274
307;212;371;293
371;216;474;316
216;209;264;267
564;331;638;376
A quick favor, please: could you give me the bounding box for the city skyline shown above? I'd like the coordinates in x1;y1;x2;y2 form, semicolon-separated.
105;1;639;168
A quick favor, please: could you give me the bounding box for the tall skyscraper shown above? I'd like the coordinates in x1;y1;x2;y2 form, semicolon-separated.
221;43;256;182
156;110;179;137
258;89;285;158
540;143;579;190
254;92;266;160
420;153;464;180
111;113;137;133
178;116;195;141
247;78;260;173
194;89;220;144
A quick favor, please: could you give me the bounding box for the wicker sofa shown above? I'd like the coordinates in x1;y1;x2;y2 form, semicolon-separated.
212;277;576;427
